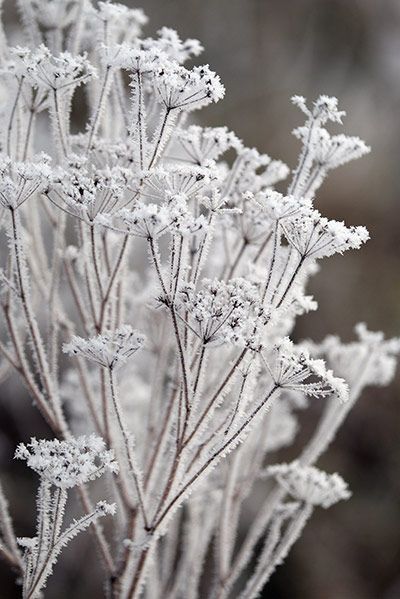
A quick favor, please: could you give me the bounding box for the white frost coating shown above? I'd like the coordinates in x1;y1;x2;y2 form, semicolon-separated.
0;2;396;598
268;461;351;508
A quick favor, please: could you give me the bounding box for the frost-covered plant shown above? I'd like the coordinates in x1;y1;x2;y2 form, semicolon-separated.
0;2;398;598
14;436;117;599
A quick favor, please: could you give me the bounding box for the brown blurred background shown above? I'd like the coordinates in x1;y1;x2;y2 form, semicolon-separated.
1;0;400;597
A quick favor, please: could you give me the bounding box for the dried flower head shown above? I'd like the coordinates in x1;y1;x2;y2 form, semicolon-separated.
175;125;242;165
179;278;264;346
15;435;118;488
268;461;351;508
63;325;145;370
154;63;224;112
98;195;207;239
0;3;391;598
95;2;148;43
0;154;52;209
293;127;371;171
143;164;215;202
281;208;369;260
47;161;133;223
13;45;96;92
265;338;349;402
292;94;346;125
143;27;203;64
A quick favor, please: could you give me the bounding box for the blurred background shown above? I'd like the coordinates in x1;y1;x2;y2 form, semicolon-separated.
1;0;400;597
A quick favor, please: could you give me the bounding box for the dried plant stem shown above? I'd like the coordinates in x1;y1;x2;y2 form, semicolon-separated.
52;89;69;160
98;235;129;332
152;385;279;531
9;207;64;431
239;503;313;599
86;66;112;153
108;367;150;529
7;76;24;157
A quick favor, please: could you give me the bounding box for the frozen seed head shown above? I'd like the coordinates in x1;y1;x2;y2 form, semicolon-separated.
15;435;118;489
12;45;96;92
175;125;242;164
179;278;265;347
294;127;370;171
154;63;224;111
268;461;351;508
164;195;209;237
227;148;290;198
63;325;145;370
280;208;369;260
269;338;349;402
292;94;346;125
97;1;147;24
113;45;166;72
256;190;310;222
143;164;216;201
48;162;132;223
354;324;400;386
97;203;170;239
0;154;52;209
98;195;207;239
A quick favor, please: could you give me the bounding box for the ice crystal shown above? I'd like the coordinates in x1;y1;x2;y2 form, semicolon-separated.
292;94;346;124
47;161;132;223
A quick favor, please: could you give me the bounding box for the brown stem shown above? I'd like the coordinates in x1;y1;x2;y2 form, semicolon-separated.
152;385;279;531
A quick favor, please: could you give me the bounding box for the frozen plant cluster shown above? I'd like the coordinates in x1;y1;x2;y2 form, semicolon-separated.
0;1;398;598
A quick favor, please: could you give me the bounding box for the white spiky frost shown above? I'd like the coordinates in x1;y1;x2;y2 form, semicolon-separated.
175;125;242;165
179;278;265;347
154;63;225;112
0;154;52;209
292;94;346;124
268;461;351;508
265;338;349;402
0;1;394;597
14;435;118;488
12;45;97;92
281;208;369;260
63;325;145;370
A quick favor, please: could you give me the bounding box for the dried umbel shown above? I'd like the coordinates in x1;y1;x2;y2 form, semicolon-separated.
178;278;264;346
14;435;118;488
63;325;145;370
268;461;351;508
265;338;350;401
0;2;397;599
